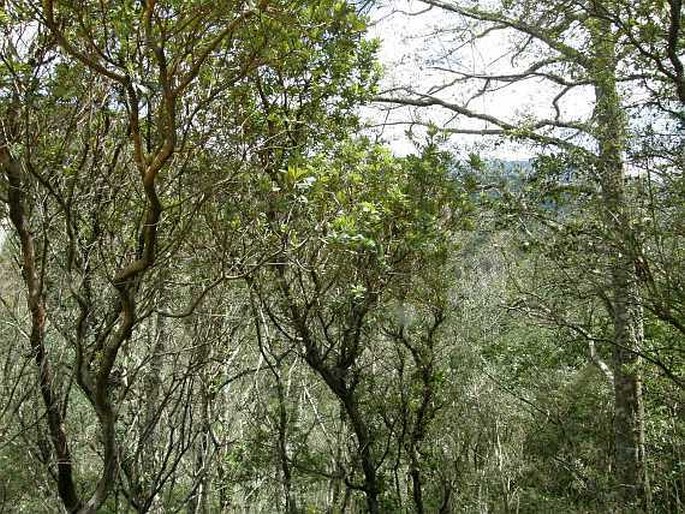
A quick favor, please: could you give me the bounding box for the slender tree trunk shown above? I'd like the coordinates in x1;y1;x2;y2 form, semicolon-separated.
189;381;211;514
340;392;380;514
272;268;380;513
1;142;82;512
275;373;296;513
143;314;166;512
407;356;433;514
590;5;651;510
313;363;381;513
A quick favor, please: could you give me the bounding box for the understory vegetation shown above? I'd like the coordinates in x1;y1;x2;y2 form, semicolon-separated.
0;0;683;512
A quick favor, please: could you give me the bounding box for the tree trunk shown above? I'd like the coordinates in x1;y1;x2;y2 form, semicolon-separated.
1;141;82;512
341;393;380;514
590;5;651;510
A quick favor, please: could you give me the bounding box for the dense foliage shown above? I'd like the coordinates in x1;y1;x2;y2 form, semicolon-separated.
0;0;683;513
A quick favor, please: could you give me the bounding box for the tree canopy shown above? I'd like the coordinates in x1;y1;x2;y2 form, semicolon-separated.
0;0;683;513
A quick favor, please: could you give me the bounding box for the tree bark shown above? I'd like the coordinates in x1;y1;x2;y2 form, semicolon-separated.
590;5;651;510
1;141;82;512
340;392;380;514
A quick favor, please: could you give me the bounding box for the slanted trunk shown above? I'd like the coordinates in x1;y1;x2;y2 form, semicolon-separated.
1;141;82;512
340;392;380;514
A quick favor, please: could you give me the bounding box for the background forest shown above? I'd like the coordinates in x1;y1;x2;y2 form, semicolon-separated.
0;0;683;512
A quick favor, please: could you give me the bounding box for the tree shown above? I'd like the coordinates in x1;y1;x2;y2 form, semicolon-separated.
374;0;685;509
0;0;380;510
1;0;682;511
244;136;468;512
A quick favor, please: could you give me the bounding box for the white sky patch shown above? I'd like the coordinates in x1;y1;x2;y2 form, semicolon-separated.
362;0;596;160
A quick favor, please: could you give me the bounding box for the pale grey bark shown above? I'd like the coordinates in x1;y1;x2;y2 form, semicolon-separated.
590;5;651;509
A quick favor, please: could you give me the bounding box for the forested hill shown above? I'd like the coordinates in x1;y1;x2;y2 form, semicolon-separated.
0;1;683;513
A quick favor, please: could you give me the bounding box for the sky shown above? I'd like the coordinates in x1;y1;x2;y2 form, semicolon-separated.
363;0;595;159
